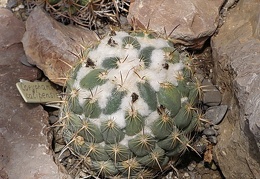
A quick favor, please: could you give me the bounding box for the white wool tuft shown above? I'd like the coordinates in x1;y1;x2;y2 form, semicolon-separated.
90;117;102;128
150;49;165;69
145;111;160;127
119;135;135;147
120;93;151;117
181;97;188;104
100;142;105;147
120;94;132;112
166;62;184;86
79;113;86;121
102;110;126;129
143;126;153;137
152;38;170;49
78;88;90;105
132;97;151;117
96;81;114;109
136;36;169;49
74;66;91;90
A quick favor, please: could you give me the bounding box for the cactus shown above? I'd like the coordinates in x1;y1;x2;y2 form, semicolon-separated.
59;30;202;178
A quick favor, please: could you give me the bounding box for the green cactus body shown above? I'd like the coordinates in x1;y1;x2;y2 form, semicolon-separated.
59;31;200;178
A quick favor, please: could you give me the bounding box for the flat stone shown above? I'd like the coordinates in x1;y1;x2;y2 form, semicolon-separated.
201;79;222;106
127;0;225;49
205;105;228;125
0;8;70;179
211;0;260;178
22;7;99;86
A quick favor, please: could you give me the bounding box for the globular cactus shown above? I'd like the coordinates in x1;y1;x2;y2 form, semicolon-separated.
59;30;202;178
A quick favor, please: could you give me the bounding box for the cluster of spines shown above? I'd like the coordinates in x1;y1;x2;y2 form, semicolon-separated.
58;30;204;178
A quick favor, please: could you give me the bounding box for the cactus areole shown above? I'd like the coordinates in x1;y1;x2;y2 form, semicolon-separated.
59;31;201;178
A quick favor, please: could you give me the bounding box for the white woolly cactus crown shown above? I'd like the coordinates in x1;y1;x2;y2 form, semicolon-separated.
60;30;201;178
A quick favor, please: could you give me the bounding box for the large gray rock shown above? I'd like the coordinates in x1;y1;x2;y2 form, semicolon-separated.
211;0;260;178
128;0;225;49
22;7;99;86
0;8;70;179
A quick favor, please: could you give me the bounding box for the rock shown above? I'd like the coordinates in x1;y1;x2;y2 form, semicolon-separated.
205;105;228;125
59;150;71;162
193;137;207;154
54;143;65;153
0;8;70;179
0;0;7;7
201;79;222;106
207;136;218;145
127;0;225;49
211;0;260;178
22;7;99;86
6;0;17;9
187;162;196;171
203;128;217;136
0;8;24;48
183;172;190;178
49;115;59;124
19;53;34;67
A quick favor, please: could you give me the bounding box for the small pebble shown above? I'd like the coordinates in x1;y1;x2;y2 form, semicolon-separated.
204;123;211;128
195;144;207;154
51;110;60;117
194;69;205;82
197;162;204;169
183;172;190;178
194;137;207;154
213;125;220;130
187;161;197;171
202;174;213;179
203;128;217;136
54;143;65;153
59;150;71;161
210;162;218;171
205;105;228;125
18;4;24;8
6;0;17;9
54;133;66;145
164;171;174;179
207;136;218;144
67;157;76;166
49;115;58;124
12;4;24;11
188;172;197;179
19;54;33;67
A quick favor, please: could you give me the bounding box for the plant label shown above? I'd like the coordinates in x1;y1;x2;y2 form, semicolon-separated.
16;81;60;103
